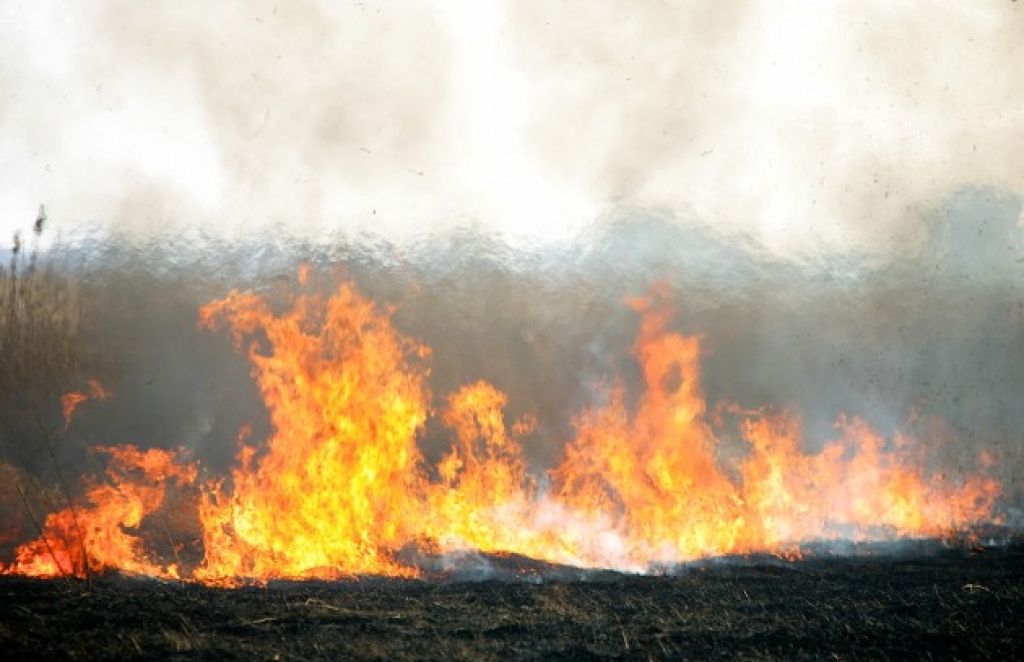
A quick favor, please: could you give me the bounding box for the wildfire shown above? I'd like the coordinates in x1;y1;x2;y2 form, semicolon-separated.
1;276;1003;583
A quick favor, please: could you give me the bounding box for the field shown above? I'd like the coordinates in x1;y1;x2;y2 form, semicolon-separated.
1;547;1022;660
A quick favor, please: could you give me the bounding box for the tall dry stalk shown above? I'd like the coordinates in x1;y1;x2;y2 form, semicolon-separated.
0;207;82;402
0;206;91;579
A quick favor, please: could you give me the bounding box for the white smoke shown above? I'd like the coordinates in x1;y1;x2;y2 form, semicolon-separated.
1;1;1021;255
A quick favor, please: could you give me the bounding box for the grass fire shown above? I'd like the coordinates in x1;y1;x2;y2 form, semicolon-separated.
2;231;1023;660
3;1;1024;658
2;248;1021;657
1;273;1006;585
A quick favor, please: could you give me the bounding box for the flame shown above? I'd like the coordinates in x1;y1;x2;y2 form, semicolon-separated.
547;286;1000;565
194;285;431;581
60;379;111;430
1;276;1004;583
551;286;750;563
423;381;570;563
3;446;196;579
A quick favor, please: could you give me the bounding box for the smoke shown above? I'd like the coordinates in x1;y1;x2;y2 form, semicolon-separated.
2;192;1017;517
0;2;1021;552
507;0;1024;254
1;1;1021;254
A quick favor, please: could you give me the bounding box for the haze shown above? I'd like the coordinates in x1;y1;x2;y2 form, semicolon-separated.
1;0;1021;255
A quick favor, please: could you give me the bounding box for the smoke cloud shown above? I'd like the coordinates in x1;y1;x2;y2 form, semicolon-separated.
0;1;1021;254
0;2;1021;550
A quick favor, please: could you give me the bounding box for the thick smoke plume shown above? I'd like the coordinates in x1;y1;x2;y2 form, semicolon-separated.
1;1;1021;254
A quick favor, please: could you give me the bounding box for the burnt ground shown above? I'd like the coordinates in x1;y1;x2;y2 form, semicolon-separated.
1;547;1022;660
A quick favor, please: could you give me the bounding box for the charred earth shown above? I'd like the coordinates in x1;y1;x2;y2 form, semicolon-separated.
2;546;1022;660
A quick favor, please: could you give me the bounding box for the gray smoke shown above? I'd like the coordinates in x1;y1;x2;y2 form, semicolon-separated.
2;188;1019;518
1;2;1022;545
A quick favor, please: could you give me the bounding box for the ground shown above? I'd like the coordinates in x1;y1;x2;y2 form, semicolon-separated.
1;547;1022;660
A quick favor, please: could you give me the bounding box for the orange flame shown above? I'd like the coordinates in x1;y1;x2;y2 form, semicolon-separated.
60;379;111;430
194;284;431;582
2;277;1004;583
547;287;1000;565
3;446;196;579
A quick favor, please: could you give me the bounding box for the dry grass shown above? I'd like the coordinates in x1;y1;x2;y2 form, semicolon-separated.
0;210;88;443
0;227;82;405
0;212;89;575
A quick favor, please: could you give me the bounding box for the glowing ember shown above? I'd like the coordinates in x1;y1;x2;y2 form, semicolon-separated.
1;277;1003;583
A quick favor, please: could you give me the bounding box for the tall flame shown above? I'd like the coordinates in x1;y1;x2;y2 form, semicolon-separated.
1;277;1003;583
195;285;430;581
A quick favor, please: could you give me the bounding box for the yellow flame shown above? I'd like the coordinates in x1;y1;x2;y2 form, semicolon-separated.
2;276;1003;583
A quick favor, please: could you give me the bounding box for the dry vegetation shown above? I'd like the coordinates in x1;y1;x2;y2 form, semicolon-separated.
0;209;82;404
0;209;88;568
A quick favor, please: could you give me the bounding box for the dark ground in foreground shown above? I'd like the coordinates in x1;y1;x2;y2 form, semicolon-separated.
1;548;1022;660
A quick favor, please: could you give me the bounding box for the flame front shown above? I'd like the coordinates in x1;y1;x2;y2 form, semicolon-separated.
2;278;1003;583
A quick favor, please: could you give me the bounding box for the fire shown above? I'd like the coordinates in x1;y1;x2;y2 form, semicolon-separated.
547;287;999;565
736;415;999;546
4;446;195;579
60;379;111;430
551;286;750;562
194;285;431;581
422;381;575;564
1;276;1004;583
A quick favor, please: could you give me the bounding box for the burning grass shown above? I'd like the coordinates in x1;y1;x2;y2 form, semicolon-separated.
0;238;1019;657
0;272;1006;585
0;215;96;581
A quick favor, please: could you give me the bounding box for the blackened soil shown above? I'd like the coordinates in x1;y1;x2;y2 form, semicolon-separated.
1;548;1022;660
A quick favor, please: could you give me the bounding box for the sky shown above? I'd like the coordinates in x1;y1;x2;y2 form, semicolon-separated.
0;0;1021;256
